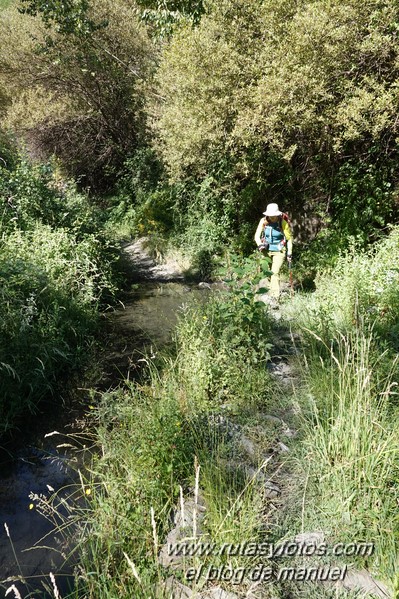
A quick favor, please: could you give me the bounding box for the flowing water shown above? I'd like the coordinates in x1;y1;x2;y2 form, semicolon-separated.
0;280;210;598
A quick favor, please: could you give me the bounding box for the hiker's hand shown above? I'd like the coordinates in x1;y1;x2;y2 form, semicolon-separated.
258;244;265;251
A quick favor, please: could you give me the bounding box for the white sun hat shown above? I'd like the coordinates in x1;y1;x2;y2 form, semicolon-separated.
263;203;282;217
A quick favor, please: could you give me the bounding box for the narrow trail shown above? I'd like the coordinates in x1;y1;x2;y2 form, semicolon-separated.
121;242;391;599
0;241;390;599
254;300;391;599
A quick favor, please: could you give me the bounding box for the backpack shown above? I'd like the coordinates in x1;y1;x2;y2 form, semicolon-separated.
280;212;291;225
261;213;291;252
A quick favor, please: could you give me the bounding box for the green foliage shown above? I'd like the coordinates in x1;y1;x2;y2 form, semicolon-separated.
0;149;118;433
0;156;104;234
0;0;155;190
216;251;273;361
0;223;116;433
136;0;204;37
77;284;273;596
285;227;399;586
107;147;175;238
155;0;399;252
0;129;16;170
292;226;399;351
0;0;13;9
299;330;399;582
330;156;398;243
19;0;105;36
117;147;164;198
164;168;243;274
156;0;263;179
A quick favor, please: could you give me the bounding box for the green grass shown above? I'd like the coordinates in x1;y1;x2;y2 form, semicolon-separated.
282;228;399;589
31;231;399;597
73;270;279;597
297;329;399;581
0;0;13;9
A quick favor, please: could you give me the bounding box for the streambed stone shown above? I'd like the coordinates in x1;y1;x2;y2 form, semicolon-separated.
338;569;391;598
158;494;206;569
160;578;239;599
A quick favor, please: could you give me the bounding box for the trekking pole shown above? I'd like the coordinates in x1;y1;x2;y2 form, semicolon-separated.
288;258;294;298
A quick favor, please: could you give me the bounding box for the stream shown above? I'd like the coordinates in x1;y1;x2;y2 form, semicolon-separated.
0;278;210;598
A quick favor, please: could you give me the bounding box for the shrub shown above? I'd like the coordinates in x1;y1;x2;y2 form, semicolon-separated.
0;0;155;190
293;226;399;349
0;223;116;433
0;155;107;237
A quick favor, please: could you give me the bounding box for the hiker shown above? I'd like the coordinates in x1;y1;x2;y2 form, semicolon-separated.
254;203;293;299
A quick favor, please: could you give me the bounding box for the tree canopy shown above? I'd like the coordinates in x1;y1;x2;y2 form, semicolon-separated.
1;0;398;244
155;0;399;240
0;0;155;189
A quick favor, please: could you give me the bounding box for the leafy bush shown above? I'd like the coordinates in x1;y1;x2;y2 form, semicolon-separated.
0;223;116;433
155;0;399;251
0;0;155;190
293;226;399;349
0;155;107;236
76;273;274;597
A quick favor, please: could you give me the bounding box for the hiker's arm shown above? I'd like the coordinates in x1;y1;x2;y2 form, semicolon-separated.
282;220;293;256
254;218;264;247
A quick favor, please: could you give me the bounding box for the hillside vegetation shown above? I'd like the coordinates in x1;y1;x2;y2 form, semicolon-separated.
1;0;398;258
0;0;398;597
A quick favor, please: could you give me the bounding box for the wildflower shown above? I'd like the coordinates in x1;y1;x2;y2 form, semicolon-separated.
85;488;92;496
29;503;35;510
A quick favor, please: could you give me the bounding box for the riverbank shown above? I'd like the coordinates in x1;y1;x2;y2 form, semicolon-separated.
3;236;397;599
0;240;212;598
73;237;398;599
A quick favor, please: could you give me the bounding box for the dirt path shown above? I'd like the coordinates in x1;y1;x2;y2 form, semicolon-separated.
122;237;186;282
122;242;391;599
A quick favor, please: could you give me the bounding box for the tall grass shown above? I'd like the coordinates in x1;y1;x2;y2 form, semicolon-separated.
299;329;399;579
75;287;277;597
287;226;399;586
289;226;399;347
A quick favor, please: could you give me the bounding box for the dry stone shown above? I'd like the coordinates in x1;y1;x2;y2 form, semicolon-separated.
158;494;206;569
339;569;391;598
162;577;196;598
294;531;325;546
123;238;184;281
200;587;239;599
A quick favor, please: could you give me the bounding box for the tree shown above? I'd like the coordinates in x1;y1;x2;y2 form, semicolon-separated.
136;0;204;37
155;0;399;242
0;0;156;190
